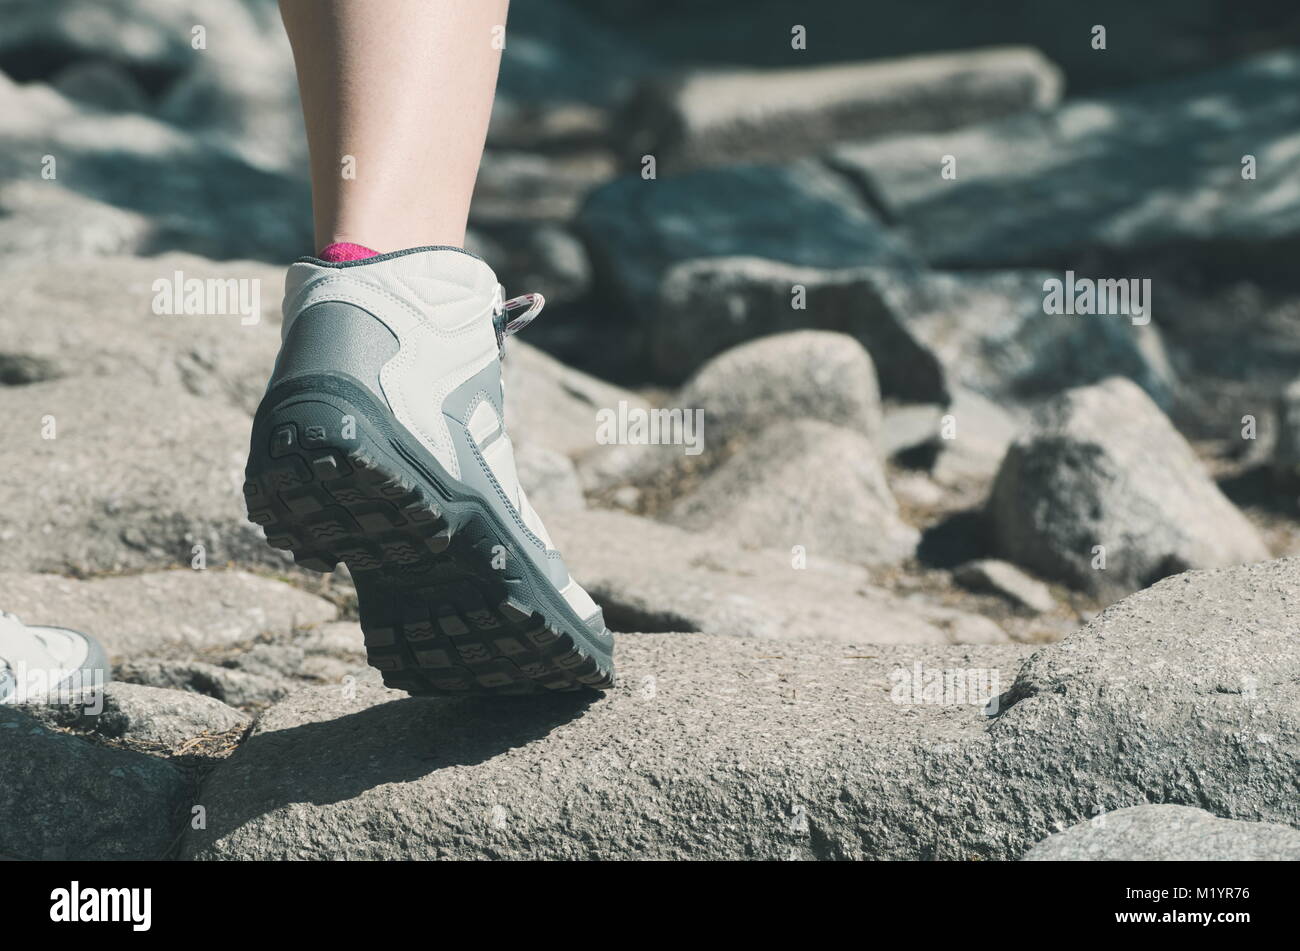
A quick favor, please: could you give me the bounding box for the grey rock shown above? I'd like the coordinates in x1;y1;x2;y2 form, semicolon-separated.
829;50;1300;275
116;659;291;710
0;253;320;411
1273;377;1300;483
295;621;367;660
183;639;1030;860
665;419;919;567
989;377;1270;600
0;705;186;860
991;558;1300;850
552;509;1004;645
650;259;1176;404
21;682;249;749
0;180;152;258
0;570;338;659
514;443;586;515
576;163;914;373
623;46;1062;172
1022;805;1300;861
875;268;1178;410
953;559;1056;614
680;331;883;451
185;555;1300;860
651;257;940;394
0;376;283;574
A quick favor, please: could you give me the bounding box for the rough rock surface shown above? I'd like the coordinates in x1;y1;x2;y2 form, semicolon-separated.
650;259;1176;402
665;420;918;567
185;556;1300;860
0;253;284;412
183;641;1030;860
989;378;1269;599
553;509;1005;645
21;681;250;749
623;47;1062;172
679;331;883;451
829;50;1300;275
0;376;274;573
1;705;186;860
1021;805;1300;861
115;659;293;710
0;570;338;659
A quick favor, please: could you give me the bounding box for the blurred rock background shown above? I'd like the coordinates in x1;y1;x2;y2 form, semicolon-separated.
2;0;1300;860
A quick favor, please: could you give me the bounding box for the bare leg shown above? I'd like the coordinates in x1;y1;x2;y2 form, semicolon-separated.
280;0;508;252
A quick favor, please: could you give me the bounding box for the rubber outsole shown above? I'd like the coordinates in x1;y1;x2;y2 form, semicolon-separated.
243;390;615;697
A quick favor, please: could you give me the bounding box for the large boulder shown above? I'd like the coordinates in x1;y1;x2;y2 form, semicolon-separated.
1021;805;1300;861
620;46;1062;172
581;330;888;500
184;555;1300;860
680;331;883;449
989;378;1269;600
665;419;918;567
650;259;1175;402
1;705;186;860
0;570;338;659
829;50;1300;277
183;641;1031;860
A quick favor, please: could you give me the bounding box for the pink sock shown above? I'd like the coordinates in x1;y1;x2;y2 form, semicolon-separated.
317;241;378;263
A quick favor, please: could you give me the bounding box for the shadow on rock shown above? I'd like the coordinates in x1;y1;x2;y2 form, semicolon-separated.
192;687;599;853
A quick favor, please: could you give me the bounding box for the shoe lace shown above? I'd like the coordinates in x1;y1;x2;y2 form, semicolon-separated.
493;289;545;353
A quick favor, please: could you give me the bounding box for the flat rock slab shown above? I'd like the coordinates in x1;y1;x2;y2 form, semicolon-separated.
185;639;1031;860
0;570;338;659
187;556;1300;860
1022;805;1300;861
624;46;1061;172
0;253;284;412
1;706;187;860
0;375;273;574
552;509;1007;645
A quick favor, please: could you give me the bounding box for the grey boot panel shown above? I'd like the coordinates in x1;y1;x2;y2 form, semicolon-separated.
442;362;575;593
267;301;399;404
